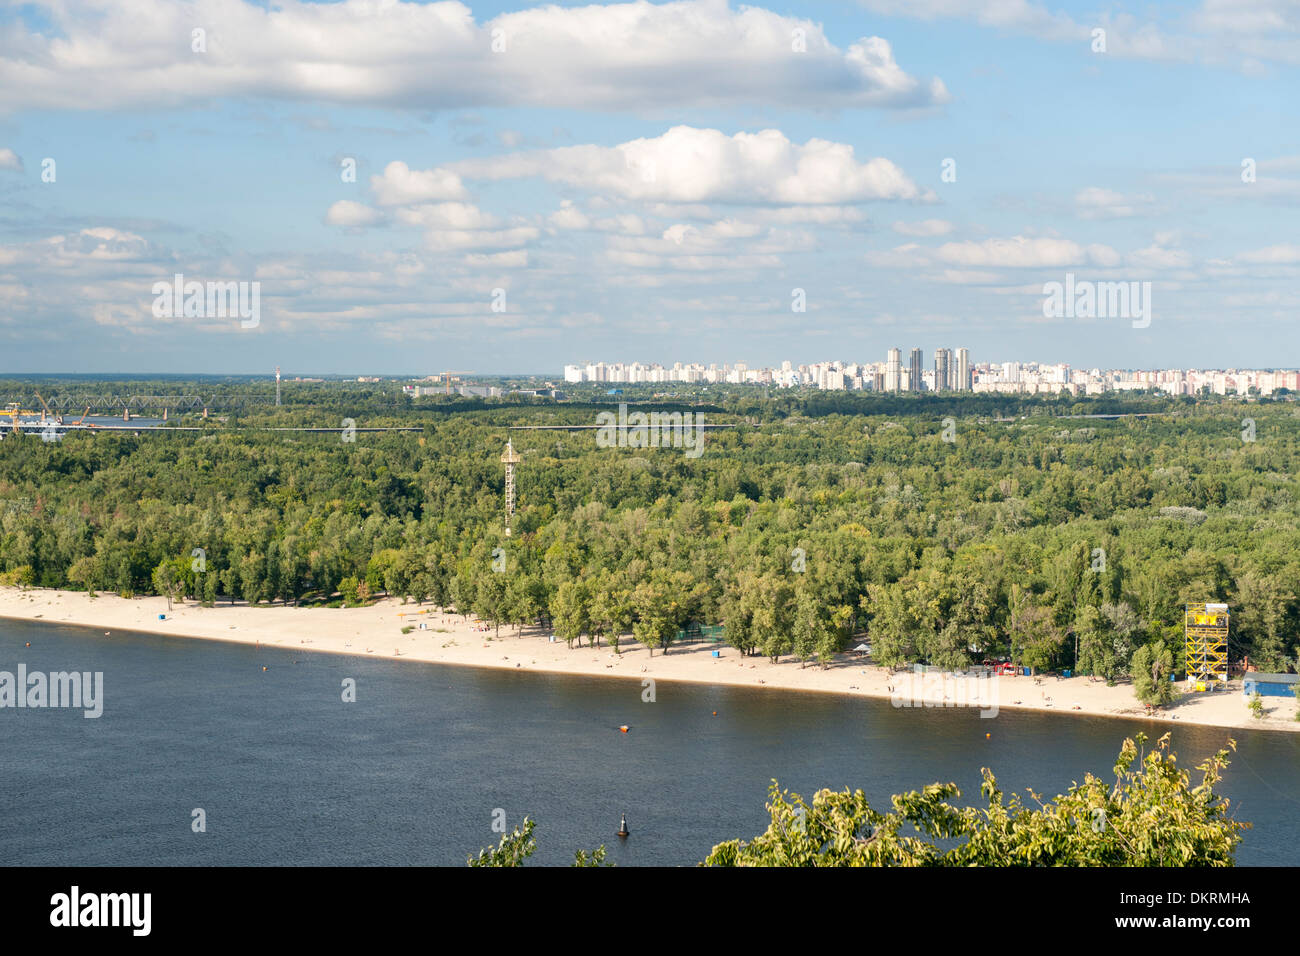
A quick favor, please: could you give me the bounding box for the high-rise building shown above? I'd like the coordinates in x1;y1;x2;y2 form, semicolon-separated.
885;348;902;392
934;348;951;391
955;348;971;391
909;348;923;392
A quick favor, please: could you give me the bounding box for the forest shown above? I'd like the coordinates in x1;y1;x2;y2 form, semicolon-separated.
2;379;1298;685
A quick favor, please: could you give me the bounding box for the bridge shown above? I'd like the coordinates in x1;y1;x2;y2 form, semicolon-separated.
1;422;424;439
0;394;260;414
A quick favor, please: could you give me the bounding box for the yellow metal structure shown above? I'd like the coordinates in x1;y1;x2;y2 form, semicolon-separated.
442;371;475;394
3;402;26;435
1185;602;1229;688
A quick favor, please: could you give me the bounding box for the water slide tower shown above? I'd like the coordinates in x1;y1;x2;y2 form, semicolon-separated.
1185;602;1229;690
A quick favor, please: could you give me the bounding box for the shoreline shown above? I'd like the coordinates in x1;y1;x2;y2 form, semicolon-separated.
1;586;1295;734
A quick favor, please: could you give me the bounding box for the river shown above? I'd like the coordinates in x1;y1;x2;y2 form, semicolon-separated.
2;620;1295;866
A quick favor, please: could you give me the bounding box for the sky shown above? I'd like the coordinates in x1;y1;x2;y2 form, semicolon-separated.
0;0;1296;376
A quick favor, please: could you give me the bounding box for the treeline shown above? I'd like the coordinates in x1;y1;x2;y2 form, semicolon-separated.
3;391;1299;675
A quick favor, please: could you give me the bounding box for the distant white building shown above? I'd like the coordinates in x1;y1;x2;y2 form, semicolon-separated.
885;348;901;392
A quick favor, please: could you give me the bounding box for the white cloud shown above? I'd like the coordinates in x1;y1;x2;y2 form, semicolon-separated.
860;0;1082;41
0;148;21;172
1;0;948;113
861;0;1300;67
605;249;781;271
394;202;500;230
548;202;646;235
594;214;647;236
370;162;469;206
661;220;762;245
864;234;1138;280
1074;187;1156;219
934;236;1118;268
754;206;867;224
325;200;386;227
1236;243;1300;264
892;218;953;236
466;250;529;268
1127;244;1192;269
1190;0;1300;65
935;269;1002;284
450;126;928;204
23;228;158;266
423;227;539;252
549;201;592;231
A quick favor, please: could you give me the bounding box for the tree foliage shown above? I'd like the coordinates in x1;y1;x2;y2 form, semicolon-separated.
704;734;1247;866
467;818;537;867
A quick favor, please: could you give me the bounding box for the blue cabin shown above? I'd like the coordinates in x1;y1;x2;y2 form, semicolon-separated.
1243;673;1300;698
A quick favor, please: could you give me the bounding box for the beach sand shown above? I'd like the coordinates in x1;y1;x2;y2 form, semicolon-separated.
1;585;1294;734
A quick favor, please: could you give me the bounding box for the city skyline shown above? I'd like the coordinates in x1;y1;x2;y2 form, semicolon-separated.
562;353;1300;397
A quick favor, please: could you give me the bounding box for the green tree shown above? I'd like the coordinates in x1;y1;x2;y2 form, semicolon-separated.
201;568;218;607
475;566;508;637
572;846;612;867
1075;605;1119;680
704;734;1247;866
67;555;98;597
551;578;590;649
1008;586;1064;672
151;559;180;611
1131;641;1176;707
631;577;676;657
468;818;536;867
865;582;918;669
339;575;360;607
753;575;794;663
790;582;829;667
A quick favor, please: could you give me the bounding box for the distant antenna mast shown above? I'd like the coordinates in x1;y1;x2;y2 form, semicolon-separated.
275;366;281;407
501;440;521;535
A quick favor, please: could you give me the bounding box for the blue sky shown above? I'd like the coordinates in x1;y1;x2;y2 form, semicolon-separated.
0;0;1296;375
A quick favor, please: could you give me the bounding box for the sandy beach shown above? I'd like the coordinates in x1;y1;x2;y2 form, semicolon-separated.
1;585;1295;734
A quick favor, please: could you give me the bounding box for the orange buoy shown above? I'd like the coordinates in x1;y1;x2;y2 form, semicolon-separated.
986;733;991;739
25;642;30;647
619;725;629;733
262;666;268;671
712;711;717;716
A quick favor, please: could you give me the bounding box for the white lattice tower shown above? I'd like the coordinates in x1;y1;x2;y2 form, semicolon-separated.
501;440;521;535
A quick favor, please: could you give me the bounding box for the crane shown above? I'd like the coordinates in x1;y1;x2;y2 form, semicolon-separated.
33;391;60;424
441;370;475;395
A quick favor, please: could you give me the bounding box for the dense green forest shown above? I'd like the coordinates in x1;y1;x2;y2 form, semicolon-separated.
2;380;1298;680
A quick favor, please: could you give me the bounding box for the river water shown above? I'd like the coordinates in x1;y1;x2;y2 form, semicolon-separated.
2;620;1295;866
